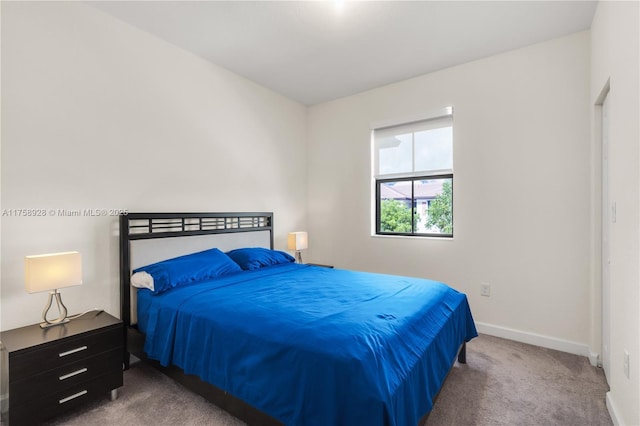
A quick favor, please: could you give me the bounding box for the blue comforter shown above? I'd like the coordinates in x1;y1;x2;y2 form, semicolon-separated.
137;263;477;426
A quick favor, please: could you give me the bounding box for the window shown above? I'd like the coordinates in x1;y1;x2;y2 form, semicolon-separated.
372;108;453;237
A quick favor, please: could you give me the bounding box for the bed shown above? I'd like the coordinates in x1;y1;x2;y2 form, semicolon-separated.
120;212;477;426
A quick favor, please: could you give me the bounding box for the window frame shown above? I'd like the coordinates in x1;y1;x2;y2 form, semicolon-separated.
371;107;454;238
375;174;454;238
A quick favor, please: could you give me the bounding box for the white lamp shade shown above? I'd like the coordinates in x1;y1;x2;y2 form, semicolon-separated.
25;251;83;293
287;232;308;251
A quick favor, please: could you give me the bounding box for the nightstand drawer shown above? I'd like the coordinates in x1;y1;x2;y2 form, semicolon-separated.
10;370;123;426
9;326;122;379
9;348;122;405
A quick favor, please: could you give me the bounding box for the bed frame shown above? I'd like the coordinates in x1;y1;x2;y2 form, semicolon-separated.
119;211;466;426
120;212;281;425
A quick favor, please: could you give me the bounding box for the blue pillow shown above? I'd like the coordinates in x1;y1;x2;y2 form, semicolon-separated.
133;248;242;294
226;247;295;270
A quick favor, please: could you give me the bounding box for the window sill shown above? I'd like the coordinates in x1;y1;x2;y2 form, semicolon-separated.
370;234;454;241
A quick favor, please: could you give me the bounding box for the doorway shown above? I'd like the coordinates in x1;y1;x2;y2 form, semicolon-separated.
601;90;611;382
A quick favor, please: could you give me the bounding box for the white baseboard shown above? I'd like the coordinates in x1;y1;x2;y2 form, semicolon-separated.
606;391;622;425
475;322;598;365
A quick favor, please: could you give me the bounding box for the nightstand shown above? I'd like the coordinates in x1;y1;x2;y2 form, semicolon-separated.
307;263;334;268
0;311;123;426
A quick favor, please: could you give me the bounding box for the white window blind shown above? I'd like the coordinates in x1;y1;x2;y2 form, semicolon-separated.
373;113;453;179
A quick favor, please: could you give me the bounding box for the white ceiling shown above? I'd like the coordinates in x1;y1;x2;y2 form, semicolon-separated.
89;1;598;106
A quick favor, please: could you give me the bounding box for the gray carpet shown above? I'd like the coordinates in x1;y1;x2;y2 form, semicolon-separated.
44;334;611;426
424;335;611;426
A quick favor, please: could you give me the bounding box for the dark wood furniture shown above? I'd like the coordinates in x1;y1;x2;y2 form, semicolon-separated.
0;311;123;426
307;263;334;268
120;212;283;425
119;212;467;426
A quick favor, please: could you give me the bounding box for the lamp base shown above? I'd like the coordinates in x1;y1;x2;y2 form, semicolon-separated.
295;251;303;264
40;289;71;329
40;318;70;329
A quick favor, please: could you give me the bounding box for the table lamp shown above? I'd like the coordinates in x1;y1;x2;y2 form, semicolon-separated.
25;251;83;328
287;232;308;264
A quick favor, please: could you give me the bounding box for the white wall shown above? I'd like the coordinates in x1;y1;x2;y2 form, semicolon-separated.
307;32;593;354
2;1;633;421
0;2;307;330
591;2;640;425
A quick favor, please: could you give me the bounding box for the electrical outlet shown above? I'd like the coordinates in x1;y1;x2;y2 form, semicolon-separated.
480;283;491;297
612;202;617;223
624;350;630;379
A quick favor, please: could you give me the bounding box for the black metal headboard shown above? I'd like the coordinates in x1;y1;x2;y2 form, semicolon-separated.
119;212;274;327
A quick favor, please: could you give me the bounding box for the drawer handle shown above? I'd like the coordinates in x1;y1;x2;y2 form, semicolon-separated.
58;346;88;357
59;367;88;381
59;390;88;404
